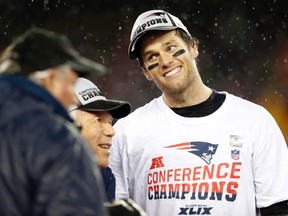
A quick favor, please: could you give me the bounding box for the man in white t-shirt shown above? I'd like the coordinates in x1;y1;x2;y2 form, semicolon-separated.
110;10;288;216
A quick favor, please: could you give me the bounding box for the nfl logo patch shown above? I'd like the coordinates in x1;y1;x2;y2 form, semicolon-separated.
231;149;240;160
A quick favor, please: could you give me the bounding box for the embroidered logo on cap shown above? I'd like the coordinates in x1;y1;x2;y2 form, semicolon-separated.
133;12;171;39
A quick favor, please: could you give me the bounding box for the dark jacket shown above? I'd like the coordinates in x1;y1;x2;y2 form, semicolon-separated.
101;167;116;202
0;75;108;216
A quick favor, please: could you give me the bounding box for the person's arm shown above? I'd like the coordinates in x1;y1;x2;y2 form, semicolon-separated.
252;109;288;214
260;200;288;216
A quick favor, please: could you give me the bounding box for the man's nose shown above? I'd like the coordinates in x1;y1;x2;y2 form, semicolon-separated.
104;124;115;137
159;52;173;67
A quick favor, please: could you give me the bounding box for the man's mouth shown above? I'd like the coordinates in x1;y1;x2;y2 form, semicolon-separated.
98;144;111;150
164;67;180;77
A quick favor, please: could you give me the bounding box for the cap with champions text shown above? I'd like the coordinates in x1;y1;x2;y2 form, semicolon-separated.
128;9;191;59
69;78;131;119
0;27;106;76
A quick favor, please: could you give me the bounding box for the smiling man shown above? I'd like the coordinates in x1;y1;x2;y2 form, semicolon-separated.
69;77;131;202
109;9;288;216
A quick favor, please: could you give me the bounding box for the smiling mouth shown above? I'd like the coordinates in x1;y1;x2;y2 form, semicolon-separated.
98;144;111;150
164;67;180;77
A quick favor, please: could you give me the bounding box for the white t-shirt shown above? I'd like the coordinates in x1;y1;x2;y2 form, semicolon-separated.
110;92;288;216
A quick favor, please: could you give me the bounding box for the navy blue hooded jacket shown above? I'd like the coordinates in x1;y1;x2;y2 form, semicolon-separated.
0;75;109;216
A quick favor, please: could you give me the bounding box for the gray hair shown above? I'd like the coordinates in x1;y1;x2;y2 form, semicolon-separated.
28;65;72;85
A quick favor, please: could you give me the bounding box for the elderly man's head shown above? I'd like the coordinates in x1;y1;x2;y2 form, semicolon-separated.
69;78;131;167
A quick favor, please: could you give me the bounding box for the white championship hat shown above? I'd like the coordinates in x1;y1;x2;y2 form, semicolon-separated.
70;78;131;118
128;9;191;59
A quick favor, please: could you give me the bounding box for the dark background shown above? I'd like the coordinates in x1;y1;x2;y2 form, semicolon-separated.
0;0;287;141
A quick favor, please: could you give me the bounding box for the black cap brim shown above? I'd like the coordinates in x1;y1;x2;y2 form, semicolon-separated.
78;99;131;119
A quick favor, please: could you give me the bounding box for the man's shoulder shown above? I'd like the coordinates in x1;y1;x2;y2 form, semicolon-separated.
224;92;273;119
116;97;162;124
1;89;79;147
131;97;162;115
226;92;266;109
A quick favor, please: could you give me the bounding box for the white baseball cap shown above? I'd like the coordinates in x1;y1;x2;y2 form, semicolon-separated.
70;78;131;118
128;10;191;59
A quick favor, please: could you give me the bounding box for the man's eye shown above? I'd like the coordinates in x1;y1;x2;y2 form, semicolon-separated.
94;118;101;123
147;54;158;61
167;45;177;52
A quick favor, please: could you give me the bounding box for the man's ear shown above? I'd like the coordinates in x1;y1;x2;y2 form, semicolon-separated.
41;69;56;90
141;66;153;81
190;42;199;59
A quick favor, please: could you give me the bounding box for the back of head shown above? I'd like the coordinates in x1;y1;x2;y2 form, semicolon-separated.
0;27;106;77
128;10;191;59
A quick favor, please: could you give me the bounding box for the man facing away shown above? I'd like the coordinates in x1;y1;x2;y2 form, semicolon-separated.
110;10;288;216
0;27;109;215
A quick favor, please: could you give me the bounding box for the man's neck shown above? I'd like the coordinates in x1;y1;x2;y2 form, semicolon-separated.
163;84;213;108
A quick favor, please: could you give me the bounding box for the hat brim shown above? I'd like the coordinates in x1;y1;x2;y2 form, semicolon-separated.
67;56;106;77
78;99;131;119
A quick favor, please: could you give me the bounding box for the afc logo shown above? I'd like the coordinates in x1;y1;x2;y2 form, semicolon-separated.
178;205;213;215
